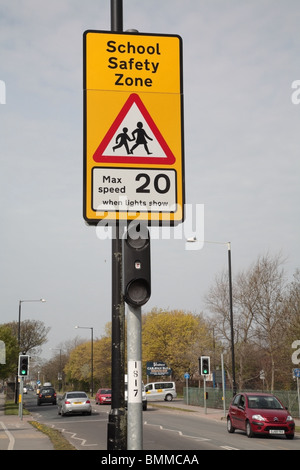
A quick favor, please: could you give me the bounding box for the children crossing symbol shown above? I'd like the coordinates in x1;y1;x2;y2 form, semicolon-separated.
93;93;175;165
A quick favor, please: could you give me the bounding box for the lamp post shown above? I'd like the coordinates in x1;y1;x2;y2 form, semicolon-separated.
50;348;62;391
16;298;46;403
186;239;237;396
75;326;94;396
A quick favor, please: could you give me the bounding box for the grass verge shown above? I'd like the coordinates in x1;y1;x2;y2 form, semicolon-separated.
29;421;77;450
5;400;30;415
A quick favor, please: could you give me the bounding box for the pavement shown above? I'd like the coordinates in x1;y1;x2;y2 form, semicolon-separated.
0;393;299;450
0;392;54;450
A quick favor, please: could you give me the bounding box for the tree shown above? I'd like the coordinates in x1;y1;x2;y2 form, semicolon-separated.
5;320;50;354
248;254;287;390
64;332;112;390
142;308;214;381
285;270;300;341
0;326;18;380
206;253;289;391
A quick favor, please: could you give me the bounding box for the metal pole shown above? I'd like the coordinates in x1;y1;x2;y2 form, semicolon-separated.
204;376;207;414
127;304;143;450
297;376;300;419
111;0;123;32
227;242;237;396
19;376;23;420
107;0;126;450
186;377;189;405
15;302;22;403
91;328;94;396
221;353;226;417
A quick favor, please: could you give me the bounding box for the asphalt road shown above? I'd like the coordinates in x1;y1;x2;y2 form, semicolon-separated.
24;393;299;451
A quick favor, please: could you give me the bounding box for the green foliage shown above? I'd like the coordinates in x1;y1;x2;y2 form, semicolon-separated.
0;326;18;380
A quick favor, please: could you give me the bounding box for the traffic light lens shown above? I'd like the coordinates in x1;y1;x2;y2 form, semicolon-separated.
126;279;150;306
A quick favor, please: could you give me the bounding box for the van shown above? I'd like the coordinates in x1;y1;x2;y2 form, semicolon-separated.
124;375;147;411
144;382;177;401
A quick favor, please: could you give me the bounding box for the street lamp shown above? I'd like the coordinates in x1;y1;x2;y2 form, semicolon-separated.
50;348;62;391
75;326;94;396
16;298;46;403
186;238;237;396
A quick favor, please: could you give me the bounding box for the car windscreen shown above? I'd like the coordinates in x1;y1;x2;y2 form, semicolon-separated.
100;390;111;394
248;395;284;409
66;392;87;399
41;388;54;394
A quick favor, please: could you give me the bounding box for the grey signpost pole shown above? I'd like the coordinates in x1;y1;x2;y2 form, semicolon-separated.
127;304;143;450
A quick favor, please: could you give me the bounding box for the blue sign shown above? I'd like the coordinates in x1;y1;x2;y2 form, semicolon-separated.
184;373;190;379
293;368;300;378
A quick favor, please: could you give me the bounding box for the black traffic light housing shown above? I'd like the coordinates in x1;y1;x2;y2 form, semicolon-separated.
18;354;29;377
122;222;151;307
200;356;210;376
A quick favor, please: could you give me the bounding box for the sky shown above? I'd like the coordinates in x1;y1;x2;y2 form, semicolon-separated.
1;0;299;361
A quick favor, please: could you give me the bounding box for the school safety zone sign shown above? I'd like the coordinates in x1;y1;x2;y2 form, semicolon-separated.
83;30;184;225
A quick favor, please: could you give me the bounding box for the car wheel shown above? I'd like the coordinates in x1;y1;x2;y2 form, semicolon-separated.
227;417;235;433
286;434;294;440
165;394;173;402
246;420;254;438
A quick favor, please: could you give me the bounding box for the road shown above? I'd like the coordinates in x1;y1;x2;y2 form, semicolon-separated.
24;394;298;451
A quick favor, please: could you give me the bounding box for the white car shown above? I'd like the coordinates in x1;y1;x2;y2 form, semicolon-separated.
58;391;92;416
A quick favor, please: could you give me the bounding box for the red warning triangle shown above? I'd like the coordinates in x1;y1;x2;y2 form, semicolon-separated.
93;93;175;165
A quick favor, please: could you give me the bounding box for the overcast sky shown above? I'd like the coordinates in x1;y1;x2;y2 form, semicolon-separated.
1;0;299;359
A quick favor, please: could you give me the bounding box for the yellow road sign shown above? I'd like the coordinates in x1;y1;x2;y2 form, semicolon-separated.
83;30;184;225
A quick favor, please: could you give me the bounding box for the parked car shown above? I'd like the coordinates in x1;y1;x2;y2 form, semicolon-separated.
58;391;92;416
227;392;295;439
95;388;111;405
37;387;57;406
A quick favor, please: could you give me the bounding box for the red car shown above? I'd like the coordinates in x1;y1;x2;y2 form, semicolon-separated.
95;388;112;405
227;392;295;439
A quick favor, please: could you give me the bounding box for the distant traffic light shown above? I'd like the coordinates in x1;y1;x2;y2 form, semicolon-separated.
200;356;210;376
18;354;29;377
122;222;151;307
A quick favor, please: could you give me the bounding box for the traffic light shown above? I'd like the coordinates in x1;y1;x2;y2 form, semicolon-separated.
200;356;210;376
18;355;29;377
122;222;151;307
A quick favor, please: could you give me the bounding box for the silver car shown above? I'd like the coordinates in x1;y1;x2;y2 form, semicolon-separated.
58;391;92;416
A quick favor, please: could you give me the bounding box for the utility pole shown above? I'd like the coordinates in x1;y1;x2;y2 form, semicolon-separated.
227;242;237;396
107;0;127;451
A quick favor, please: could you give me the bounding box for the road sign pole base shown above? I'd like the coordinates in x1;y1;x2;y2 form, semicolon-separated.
107;408;127;450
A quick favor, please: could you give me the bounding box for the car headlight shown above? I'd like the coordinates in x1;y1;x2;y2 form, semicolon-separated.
286;415;293;422
252;414;266;421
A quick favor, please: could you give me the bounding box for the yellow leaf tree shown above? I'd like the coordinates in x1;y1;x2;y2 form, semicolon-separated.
142;308;213;381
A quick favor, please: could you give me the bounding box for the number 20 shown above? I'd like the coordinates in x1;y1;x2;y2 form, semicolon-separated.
135;173;171;194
